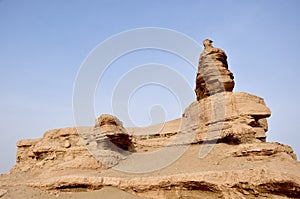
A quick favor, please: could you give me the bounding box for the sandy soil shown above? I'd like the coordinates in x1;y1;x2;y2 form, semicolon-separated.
0;186;145;199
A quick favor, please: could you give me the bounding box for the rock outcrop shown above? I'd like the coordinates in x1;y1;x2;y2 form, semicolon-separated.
191;39;270;146
183;92;271;144
95;114;135;152
27;168;299;198
11;114;134;173
10;127;104;173
79;114;134;168
3;141;299;198
195;39;235;101
1;39;299;199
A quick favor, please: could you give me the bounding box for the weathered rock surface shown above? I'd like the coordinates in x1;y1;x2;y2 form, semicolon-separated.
1;142;299;198
231;142;297;160
80;114;134;168
0;189;7;198
195;39;235;101
27;169;299;199
11;114;135;173
11;127;105;173
3;117;300;198
1;40;299;199
183;92;271;144
95;114;135;152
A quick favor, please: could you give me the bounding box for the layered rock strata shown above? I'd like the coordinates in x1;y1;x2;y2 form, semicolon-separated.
11;127;104;173
183;92;271;144
11;114;134;173
195;39;234;101
2;39;299;199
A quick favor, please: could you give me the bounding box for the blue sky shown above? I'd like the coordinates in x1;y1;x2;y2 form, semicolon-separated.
1;0;300;173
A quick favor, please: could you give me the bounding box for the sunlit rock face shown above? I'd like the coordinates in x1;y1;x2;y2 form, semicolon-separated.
195;39;235;101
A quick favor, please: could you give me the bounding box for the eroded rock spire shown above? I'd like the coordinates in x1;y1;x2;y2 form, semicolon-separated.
195;39;235;100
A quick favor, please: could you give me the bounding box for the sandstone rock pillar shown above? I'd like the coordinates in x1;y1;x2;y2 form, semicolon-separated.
195;39;235;101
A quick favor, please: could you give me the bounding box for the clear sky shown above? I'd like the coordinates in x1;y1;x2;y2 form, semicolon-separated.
1;0;300;174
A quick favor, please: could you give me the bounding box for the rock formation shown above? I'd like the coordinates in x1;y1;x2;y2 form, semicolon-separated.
191;39;270;146
80;114;134;167
11;114;134;173
183;92;271;144
1;39;299;199
195;39;235;101
95;114;135;152
11;127;105;173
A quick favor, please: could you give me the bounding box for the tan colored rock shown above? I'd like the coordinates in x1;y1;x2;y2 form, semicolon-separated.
195;39;235;101
64;140;71;148
183;92;271;143
4;117;300;198
95;114;124;128
95;114;134;152
11;127;105;173
25;168;299;199
77;114;135;168
16;138;41;147
0;189;7;198
231;142;297;160
2;39;299;199
11;114;136;173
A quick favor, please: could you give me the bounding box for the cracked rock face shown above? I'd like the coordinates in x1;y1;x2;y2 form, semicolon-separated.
11;114;135;173
195;39;235;101
10;127;105;173
183;92;271;144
